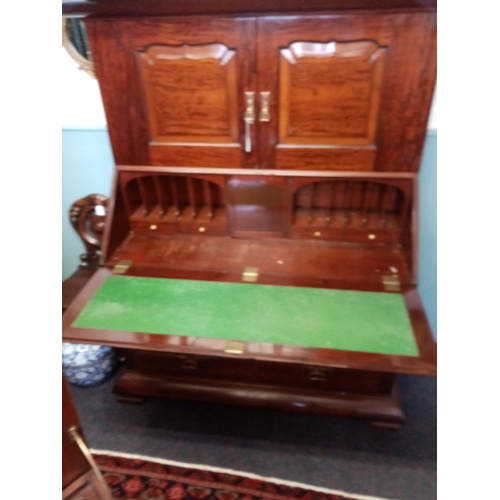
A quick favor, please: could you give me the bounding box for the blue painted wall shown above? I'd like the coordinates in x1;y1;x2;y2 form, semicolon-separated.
418;131;437;339
62;128;114;280
62;129;437;337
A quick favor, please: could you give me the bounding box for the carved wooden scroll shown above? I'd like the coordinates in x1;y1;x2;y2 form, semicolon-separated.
69;194;108;268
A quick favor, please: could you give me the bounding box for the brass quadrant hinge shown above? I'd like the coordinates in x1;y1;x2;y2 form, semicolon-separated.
242;267;259;282
225;340;245;354
382;274;401;292
113;260;132;274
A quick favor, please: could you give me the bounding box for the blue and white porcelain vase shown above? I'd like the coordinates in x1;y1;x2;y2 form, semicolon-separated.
62;343;118;387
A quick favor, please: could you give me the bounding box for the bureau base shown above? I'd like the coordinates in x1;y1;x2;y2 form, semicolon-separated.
111;354;405;429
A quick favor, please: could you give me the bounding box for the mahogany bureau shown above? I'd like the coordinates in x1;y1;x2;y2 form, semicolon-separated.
62;0;437;429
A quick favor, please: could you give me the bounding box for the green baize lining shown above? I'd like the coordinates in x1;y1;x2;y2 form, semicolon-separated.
72;275;419;357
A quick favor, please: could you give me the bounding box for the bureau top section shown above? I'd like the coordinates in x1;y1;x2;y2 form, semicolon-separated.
62;0;436;18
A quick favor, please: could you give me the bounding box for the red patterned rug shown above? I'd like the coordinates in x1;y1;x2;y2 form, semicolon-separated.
92;450;391;500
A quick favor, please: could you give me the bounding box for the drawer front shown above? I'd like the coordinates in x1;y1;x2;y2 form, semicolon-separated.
123;349;394;395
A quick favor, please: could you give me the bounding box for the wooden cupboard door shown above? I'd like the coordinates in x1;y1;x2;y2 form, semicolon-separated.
86;17;257;168
257;14;436;172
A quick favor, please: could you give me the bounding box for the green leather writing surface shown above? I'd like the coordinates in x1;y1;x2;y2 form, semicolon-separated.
72;275;419;356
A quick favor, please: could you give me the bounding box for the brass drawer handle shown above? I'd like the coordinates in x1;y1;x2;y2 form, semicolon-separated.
308;368;327;382
181;358;199;370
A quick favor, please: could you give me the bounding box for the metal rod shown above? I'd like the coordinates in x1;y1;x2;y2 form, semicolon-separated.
67;426;112;499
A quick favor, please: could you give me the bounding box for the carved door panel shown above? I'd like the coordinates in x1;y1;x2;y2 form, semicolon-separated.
257;14;436;172
86;18;257;168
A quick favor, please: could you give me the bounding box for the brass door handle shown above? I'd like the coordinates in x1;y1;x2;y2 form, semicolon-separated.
259;91;271;122
243;91;255;153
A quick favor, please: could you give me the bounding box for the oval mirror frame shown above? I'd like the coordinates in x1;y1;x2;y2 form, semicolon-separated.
62;16;95;79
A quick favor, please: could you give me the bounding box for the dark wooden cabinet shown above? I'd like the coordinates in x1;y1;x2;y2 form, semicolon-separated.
84;9;435;171
62;0;436;429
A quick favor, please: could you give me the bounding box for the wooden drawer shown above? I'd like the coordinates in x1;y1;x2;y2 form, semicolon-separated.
122;349;395;396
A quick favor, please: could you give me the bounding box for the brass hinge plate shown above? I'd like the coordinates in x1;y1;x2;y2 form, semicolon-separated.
242;267;259;282
225;340;245;354
113;260;132;274
382;274;401;292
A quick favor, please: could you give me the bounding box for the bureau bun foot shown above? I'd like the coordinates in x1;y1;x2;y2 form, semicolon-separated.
114;394;145;405
369;420;403;431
